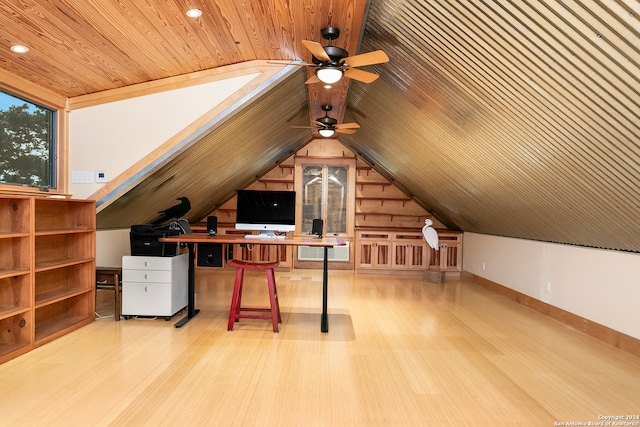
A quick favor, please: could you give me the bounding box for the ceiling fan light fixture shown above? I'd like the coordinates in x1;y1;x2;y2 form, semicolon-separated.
318;128;335;138
316;67;343;84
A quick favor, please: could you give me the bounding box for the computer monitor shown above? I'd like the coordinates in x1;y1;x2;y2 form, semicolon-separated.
235;189;296;236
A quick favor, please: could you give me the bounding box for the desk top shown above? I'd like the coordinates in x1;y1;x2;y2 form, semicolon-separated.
159;233;346;247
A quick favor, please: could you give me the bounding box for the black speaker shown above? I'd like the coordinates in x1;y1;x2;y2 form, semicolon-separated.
197;243;223;268
207;216;217;236
312;218;323;237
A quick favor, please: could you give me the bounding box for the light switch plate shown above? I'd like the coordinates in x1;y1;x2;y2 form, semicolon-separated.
71;171;93;183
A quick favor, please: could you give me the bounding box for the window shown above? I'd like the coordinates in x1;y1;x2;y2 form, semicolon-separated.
300;164;350;235
0;90;56;188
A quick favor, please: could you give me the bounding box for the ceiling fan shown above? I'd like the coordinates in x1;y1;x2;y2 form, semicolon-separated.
292;105;360;137
299;27;389;85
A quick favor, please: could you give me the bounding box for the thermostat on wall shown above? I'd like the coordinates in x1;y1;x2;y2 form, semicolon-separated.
95;171;109;183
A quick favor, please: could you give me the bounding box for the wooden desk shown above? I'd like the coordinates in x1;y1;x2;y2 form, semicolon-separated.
159;233;346;332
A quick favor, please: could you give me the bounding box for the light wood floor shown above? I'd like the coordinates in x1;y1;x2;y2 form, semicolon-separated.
1;269;639;426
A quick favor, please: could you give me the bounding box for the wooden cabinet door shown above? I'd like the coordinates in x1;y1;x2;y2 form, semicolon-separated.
355;240;375;268
373;241;392;268
392;233;427;269
392;242;427;269
355;232;391;269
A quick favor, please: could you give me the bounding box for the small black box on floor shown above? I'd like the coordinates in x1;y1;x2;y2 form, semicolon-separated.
130;224;180;257
197;243;223;267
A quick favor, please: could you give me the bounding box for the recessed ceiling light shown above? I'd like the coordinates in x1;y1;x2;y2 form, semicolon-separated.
10;45;29;54
186;8;202;18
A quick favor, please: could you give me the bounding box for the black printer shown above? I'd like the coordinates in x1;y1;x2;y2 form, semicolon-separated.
129;224;181;257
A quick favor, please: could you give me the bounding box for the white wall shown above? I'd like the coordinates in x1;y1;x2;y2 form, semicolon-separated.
68;73;258;199
96;229;130;267
463;232;640;340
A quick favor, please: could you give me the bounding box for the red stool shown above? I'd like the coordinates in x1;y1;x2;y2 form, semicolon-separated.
227;260;282;332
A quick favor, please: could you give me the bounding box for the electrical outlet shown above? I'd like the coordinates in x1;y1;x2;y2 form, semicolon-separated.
546;281;551;293
482;262;486;271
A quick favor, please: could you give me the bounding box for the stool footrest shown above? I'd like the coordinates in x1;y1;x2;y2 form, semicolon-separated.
237;313;274;321
239;307;273;313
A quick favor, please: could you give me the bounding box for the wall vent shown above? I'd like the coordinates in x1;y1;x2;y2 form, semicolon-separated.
297;241;350;262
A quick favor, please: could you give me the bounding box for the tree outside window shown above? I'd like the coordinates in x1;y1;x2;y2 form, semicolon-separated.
0;90;55;188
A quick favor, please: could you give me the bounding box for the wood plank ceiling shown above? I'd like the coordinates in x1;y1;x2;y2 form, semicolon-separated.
1;1;639;252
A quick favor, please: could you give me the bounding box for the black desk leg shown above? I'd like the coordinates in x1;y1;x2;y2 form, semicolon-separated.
175;242;200;328
321;246;329;332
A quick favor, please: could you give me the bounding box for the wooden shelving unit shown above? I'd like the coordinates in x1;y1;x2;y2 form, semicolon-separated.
0;195;96;364
355;160;433;229
0;196;32;363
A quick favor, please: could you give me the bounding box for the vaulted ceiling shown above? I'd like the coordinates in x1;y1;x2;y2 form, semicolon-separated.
1;1;639;252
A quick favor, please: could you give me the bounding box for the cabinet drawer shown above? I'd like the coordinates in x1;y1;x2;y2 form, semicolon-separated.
122;269;172;283
122;282;172;316
122;255;177;271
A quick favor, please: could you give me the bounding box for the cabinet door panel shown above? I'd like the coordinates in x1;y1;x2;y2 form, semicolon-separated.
375;242;392;268
356;242;374;268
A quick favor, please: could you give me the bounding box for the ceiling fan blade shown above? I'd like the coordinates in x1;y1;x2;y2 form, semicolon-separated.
336;128;357;134
335;122;360;129
343;50;389;67
302;40;331;62
344;68;380;83
305;74;322;85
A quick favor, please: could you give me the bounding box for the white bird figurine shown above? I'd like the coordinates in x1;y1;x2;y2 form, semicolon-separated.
422;219;439;250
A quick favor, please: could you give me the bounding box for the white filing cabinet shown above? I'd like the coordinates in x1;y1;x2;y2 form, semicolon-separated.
122;253;189;318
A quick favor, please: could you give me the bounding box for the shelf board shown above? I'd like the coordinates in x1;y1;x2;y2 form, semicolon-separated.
0;306;30;322
358;182;392;188
0;343;31;364
356;212;426;219
0;268;30;280
35;228;94;236
355;197;412;207
258;179;294;183
35;257;94;273
0;231;30;238
35;287;92;308
35;315;93;347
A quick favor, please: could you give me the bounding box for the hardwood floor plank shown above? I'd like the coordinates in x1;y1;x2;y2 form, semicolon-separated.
0;269;639;426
